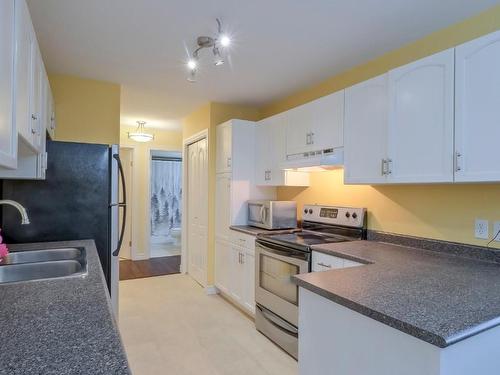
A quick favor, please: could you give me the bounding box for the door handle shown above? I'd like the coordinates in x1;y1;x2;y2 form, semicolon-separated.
112;153;127;257
306;132;311;145
455;152;462;172
381;159;387;176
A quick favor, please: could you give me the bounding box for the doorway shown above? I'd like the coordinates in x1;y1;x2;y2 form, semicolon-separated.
182;132;209;287
149;151;182;259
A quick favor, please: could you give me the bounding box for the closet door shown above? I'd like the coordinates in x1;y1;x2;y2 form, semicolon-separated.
455;31;500;182
344;74;389;184
387;49;454;183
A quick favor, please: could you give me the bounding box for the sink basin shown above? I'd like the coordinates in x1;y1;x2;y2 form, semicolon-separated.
3;247;83;265
0;259;87;284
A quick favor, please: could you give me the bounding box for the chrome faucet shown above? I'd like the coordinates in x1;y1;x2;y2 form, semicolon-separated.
0;200;30;225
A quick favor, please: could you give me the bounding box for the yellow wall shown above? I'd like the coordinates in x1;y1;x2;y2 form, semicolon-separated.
49;74;121;144
261;4;500;248
120;126;183;258
183;102;260;284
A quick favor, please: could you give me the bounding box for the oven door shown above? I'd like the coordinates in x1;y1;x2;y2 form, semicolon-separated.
248;202;270;229
255;240;309;327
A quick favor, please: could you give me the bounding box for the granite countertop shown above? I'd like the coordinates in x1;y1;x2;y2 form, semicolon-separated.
0;240;130;375
294;240;500;348
230;225;299;236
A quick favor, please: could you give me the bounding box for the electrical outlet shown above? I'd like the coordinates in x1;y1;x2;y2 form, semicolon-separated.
475;219;489;240
493;222;500;242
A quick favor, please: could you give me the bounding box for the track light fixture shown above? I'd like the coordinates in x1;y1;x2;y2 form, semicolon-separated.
186;18;231;82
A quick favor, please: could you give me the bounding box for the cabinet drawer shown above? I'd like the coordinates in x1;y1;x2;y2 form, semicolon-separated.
311;251;363;272
230;230;255;250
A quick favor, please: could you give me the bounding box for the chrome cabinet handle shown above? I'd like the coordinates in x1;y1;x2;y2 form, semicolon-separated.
381;159;387;176
306;132;311;145
31;114;37;120
310;132;314;144
317;262;331;268
455;152;462;172
227;157;231;168
386;159;393;175
241;253;245;264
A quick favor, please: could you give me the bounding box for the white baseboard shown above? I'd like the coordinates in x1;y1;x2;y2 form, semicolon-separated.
205;285;219;295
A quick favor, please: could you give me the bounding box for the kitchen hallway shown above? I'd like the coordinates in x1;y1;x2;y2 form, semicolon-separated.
119;274;298;375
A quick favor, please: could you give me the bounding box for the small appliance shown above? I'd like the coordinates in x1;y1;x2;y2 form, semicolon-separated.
247;200;297;230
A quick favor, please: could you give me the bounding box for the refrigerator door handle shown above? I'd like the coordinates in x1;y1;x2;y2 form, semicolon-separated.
112;153;127;257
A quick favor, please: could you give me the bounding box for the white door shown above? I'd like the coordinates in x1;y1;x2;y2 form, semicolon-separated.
286;104;312;156
229;245;244;304
187;138;208;286
455;31;500;182
310;90;344;151
344;74;389;184
214;238;230;294
242;248;255;314
387;49;454;183
119;148;133;260
216;122;232;174
215;173;231;240
0;0;16;169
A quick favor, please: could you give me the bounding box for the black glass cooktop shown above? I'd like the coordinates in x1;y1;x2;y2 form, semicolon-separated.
261;231;349;251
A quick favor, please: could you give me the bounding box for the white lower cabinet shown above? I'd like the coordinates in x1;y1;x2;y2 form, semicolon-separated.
215;231;256;316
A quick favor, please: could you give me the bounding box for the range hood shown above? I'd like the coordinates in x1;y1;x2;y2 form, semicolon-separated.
282;147;344;172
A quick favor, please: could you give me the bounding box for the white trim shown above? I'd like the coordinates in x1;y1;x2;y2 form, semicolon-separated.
181;129;209;286
205;285;219;295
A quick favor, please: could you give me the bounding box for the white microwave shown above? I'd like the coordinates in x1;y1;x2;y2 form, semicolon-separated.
247;200;297;230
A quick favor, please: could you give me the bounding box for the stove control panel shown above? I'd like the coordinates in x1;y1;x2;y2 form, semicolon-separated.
302;205;366;228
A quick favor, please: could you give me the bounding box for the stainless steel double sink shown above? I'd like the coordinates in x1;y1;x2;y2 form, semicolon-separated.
0;247;87;284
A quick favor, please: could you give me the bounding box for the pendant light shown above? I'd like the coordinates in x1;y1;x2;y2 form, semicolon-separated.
128;121;154;142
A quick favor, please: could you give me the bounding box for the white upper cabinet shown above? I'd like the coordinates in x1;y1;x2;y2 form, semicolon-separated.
216;122;232;174
344;74;389;184
285;90;345;159
454;31;500;182
387;49;455;183
0;0;17;169
215;173;232;240
255;114;309;187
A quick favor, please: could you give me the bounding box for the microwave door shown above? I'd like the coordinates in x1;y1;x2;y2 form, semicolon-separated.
249;203;265;224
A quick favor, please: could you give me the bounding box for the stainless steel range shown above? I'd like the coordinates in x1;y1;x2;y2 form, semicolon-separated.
255;204;367;359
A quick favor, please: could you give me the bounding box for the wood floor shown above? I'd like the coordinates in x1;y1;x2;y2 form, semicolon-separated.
119;256;180;280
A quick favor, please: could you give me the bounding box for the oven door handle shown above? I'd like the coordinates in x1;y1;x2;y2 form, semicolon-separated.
256;241;309;262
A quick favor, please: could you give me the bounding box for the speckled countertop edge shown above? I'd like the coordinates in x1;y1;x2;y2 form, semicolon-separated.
0;240;131;375
295;239;500;348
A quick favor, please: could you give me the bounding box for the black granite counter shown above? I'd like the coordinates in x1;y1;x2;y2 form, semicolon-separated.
0;240;130;375
230;225;299;236
294;240;500;348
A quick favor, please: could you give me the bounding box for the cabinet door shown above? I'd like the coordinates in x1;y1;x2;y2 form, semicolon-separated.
344;74;389;184
215;239;230;294
286;103;311;156
254;119;271;185
215;173;231;240
310;90;344;151
0;0;17;169
242;248;255;314
387;49;454;183
216;122;232;173
229;245;244;304
455;31;500;182
29;41;43;152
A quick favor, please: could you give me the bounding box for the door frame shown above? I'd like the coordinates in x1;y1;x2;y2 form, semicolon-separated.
118;146;135;260
181;129;209;286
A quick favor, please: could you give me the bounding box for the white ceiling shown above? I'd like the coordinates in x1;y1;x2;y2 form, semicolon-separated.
27;0;498;130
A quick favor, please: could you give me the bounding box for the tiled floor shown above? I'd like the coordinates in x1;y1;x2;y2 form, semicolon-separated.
119;274;298;375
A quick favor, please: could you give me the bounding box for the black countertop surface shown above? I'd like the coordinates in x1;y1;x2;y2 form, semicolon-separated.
294;240;500;348
0;240;130;374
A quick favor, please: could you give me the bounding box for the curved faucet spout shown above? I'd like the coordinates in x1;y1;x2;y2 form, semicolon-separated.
0;200;30;225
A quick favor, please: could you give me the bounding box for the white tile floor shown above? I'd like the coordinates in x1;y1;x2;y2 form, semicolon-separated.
119;274;298;375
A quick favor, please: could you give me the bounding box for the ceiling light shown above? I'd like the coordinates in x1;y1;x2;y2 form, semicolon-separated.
128;121;154;142
213;48;224;66
185;18;232;82
219;35;230;47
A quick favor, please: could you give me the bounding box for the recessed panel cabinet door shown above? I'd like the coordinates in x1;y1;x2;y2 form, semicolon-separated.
455;31;500;182
255;119;271;185
286;104;311;156
0;0;16;169
344;74;389;184
387;49;454;183
216;122;232;174
215;239;230;294
310;90;344;151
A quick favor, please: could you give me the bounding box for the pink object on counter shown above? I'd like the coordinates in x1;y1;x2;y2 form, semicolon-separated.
0;229;8;262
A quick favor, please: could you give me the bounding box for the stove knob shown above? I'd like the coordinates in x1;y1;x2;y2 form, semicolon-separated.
352;212;358;219
304;209;308;214
345;212;350;218
308;209;313;214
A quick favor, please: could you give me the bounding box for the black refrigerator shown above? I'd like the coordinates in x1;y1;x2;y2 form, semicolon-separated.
1;140;126;314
